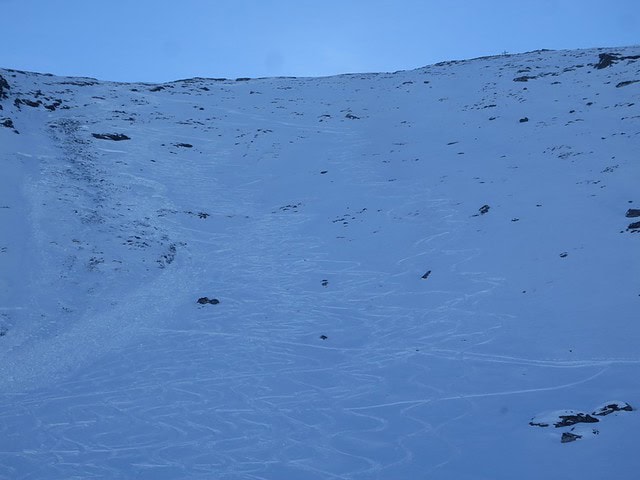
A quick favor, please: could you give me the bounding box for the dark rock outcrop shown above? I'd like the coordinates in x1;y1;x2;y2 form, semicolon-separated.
197;297;220;305
594;52;640;69
626;209;640;218
513;75;536;82
616;80;640;88
595;53;620;69
0;75;9;100
554;413;599;428
14;98;41;108
561;432;582;443
92;133;131;141
628;221;640;231
593;402;633;416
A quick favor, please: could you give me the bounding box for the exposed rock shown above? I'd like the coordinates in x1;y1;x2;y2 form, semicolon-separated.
628;221;640;231
594;52;640;70
319;335;328;340
14;98;41;108
197;297;220;305
519;117;529;123
626;209;640;218
561;432;582;443
92;133;131;141
345;113;360;120
1;118;14;129
0;74;9;100
421;270;432;279
559;252;568;258
529;421;549;428
616;80;640;88
173;142;193;148
479;204;490;215
236;77;251;82
44;100;63;111
593;402;634;416
595;53;620;69
149;86;165;92
513;75;536;82
321;279;329;287
554;413;599;428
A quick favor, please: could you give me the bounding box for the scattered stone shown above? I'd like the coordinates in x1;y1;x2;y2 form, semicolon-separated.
561;432;582;443
158;244;177;268
513;75;536;82
320;170;328;174
559;252;568;258
626;209;640;218
519;117;529;123
421;270;432;280
198;212;209;219
479;205;490;215
197;297;220;305
92;133;130;141
319;335;328;340
321;279;329;287
173;142;193;148
554;413;599;428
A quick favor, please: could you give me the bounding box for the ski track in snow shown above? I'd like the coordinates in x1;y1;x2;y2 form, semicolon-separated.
1;47;640;479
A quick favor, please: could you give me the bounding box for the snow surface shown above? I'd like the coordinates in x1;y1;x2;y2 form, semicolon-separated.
0;46;639;479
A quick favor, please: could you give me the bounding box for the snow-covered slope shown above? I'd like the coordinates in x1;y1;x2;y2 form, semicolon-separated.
1;46;639;479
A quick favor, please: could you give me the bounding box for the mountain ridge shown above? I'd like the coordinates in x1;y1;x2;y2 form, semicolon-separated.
0;45;639;479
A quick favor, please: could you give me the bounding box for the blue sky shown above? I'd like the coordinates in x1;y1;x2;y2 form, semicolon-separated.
1;0;638;82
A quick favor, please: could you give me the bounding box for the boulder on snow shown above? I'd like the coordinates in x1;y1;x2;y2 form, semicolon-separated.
92;133;130;141
561;432;582;443
628;221;640;231
626;209;640;218
197;297;220;305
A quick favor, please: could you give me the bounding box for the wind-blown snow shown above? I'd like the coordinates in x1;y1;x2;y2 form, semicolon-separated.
0;46;639;479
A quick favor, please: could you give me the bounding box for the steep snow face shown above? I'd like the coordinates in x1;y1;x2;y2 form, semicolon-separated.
0;47;639;479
